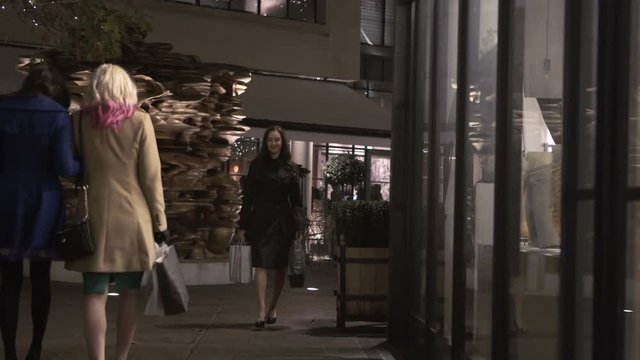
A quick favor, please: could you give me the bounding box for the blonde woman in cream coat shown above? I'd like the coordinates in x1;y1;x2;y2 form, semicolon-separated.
65;64;170;360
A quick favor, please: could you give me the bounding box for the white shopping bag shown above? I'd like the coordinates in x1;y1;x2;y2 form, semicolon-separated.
228;236;252;284
143;243;189;316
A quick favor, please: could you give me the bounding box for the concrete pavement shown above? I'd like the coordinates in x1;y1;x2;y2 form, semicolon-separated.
7;261;394;360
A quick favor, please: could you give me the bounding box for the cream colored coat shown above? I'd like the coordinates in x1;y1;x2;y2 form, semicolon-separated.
66;110;167;273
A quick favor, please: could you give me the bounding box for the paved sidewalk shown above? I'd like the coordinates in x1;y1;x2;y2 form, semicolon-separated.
8;261;394;360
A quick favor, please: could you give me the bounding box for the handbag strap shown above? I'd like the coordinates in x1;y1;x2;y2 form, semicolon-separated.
76;111;89;221
76;110;85;186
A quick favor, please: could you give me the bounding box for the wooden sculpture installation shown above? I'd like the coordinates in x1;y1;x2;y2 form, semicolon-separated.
17;42;251;260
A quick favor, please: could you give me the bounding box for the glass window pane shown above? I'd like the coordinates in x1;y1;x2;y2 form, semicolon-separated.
315;0;326;23
370;182;389;201
577;0;598;189
383;0;395;46
260;0;287;17
509;0;567;358
371;155;391;183
630;0;640;186
626;202;640;359
230;0;258;13
201;0;229;9
627;4;640;358
360;0;384;45
577;200;594;360
288;0;316;22
432;0;459;351
464;0;499;357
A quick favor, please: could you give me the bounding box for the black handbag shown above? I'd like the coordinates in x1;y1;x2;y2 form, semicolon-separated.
56;186;94;260
56;112;94;261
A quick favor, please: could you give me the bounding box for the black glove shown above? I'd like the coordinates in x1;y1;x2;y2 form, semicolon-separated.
154;229;171;244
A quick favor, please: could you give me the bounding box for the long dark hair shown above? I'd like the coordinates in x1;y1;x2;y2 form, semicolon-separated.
16;64;70;108
257;125;297;172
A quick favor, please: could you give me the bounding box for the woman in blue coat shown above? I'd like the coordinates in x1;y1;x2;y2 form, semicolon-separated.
0;65;81;360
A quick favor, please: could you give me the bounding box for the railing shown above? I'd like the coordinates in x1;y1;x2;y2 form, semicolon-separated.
166;0;324;24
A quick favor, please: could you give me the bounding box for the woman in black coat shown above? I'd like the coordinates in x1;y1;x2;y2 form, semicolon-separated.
237;125;304;328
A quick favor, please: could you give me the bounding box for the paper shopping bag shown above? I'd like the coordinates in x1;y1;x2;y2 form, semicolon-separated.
288;236;305;288
143;244;189;316
228;236;252;284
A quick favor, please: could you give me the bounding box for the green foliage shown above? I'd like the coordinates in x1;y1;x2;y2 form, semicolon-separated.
4;0;151;62
323;154;365;186
331;200;389;247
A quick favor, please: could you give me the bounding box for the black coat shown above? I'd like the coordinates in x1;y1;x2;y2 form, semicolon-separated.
238;158;303;268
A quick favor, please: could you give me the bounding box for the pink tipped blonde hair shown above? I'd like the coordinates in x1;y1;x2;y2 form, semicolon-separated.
83;64;138;129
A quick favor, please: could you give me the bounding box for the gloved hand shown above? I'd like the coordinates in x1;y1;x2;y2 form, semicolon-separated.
154;229;171;245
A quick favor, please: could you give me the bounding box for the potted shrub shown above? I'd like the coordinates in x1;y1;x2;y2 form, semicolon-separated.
330;200;390;325
332;200;389;247
324;154;365;201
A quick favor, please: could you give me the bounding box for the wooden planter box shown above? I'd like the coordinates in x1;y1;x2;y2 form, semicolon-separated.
335;246;389;328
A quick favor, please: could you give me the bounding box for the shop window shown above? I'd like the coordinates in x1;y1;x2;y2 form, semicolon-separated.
260;0;286;18
230;0;258;12
200;0;229;9
165;0;323;23
360;0;395;47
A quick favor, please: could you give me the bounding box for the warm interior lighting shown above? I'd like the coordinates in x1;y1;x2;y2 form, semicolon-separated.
232;165;240;173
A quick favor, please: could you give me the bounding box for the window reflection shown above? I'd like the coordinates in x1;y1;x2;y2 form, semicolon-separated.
626;1;640;359
629;0;640;186
166;0;321;23
230;0;258;12
260;0;286;17
201;0;229;9
509;0;567;359
463;0;500;357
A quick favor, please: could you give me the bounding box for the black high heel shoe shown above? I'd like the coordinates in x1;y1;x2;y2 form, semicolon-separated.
254;320;265;329
25;345;41;360
266;315;277;324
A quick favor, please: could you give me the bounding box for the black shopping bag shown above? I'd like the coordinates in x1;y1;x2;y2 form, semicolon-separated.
152;244;189;315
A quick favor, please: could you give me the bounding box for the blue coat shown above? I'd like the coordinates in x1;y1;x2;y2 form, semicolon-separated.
0;95;81;260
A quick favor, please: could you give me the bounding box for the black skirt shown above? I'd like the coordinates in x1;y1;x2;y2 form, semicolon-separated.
248;216;294;269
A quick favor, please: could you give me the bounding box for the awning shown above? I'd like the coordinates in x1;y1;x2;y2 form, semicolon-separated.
240;74;391;146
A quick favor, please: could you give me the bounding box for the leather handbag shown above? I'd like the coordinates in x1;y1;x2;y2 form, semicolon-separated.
56;185;94;260
56;112;94;261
